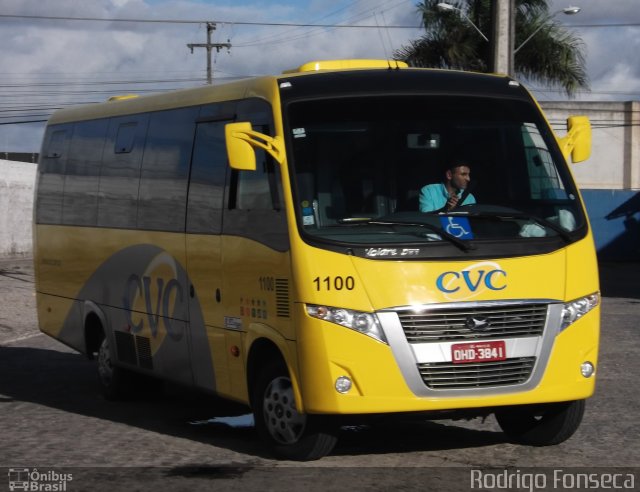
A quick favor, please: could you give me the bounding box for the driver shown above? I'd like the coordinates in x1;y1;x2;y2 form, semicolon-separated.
419;161;476;213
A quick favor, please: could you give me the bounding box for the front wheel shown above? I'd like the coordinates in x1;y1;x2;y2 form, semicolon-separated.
495;400;585;446
252;363;337;461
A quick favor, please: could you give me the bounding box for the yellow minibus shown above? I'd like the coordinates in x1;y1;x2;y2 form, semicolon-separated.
34;59;599;460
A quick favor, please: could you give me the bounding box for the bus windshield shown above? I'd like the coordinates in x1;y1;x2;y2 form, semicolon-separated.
286;95;586;252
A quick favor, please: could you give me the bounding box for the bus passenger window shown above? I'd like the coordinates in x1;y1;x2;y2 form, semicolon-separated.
114;122;138;154
137;107;199;232
186;120;228;234
234;150;278;211
62;119;109;227
98;115;149;229
36;126;72;225
522;123;567;199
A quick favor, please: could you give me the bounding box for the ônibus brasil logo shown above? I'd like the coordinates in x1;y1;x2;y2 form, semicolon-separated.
8;468;73;491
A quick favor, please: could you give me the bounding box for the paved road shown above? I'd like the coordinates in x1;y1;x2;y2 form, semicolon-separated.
1;258;638;491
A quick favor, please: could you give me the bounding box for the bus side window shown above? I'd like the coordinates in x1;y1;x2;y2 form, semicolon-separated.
186;119;229;234
62;119;109;226
521;122;567;199
231;148;278;211
223;98;287;251
225;148;287;251
36;125;72;225
137;107;199;232
98;114;149;229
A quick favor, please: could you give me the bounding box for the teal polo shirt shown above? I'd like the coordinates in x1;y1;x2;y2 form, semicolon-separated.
419;183;476;212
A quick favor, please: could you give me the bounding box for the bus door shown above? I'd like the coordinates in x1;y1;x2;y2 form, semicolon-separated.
185;117;231;393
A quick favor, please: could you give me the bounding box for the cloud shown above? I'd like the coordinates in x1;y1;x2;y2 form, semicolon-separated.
548;0;640;98
0;0;637;151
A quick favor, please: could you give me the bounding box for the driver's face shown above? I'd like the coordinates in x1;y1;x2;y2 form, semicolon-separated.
448;165;471;190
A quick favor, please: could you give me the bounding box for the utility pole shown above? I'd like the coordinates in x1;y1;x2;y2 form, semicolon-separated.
187;22;231;85
490;0;515;76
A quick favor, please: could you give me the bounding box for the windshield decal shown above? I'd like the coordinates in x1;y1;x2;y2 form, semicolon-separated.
292;127;306;139
365;248;421;257
440;216;474;240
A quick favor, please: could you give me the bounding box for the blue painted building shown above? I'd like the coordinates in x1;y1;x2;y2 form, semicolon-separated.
582;190;640;260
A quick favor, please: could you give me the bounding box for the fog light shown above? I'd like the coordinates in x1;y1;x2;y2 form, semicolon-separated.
335;376;352;394
581;361;594;378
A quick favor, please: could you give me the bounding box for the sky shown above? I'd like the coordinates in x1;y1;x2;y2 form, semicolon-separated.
0;0;639;152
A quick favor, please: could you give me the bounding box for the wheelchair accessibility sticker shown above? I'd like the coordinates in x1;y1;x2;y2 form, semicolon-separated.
440;216;474;240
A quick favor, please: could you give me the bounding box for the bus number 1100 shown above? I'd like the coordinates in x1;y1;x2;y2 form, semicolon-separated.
313;276;355;291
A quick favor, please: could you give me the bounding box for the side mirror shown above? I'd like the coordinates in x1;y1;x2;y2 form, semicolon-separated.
225;121;284;171
557;115;592;164
568;116;591;163
225;122;257;171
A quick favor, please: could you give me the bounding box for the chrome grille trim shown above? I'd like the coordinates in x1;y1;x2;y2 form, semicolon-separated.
397;303;548;343
377;301;564;397
418;357;536;389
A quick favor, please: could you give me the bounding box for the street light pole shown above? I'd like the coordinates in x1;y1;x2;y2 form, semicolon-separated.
490;0;514;75
514;6;581;54
436;2;581;77
436;2;488;41
437;0;508;74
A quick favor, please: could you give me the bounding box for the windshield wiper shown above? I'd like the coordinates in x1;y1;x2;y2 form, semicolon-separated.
362;220;474;252
448;210;572;243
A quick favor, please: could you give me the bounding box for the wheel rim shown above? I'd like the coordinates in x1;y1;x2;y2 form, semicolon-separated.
97;338;113;387
262;376;306;444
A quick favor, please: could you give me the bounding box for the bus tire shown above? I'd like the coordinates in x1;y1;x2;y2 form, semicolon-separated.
97;335;131;400
252;363;338;461
495;399;585;446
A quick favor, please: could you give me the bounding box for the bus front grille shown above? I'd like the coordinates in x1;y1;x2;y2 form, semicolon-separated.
417;357;536;389
397;304;548;343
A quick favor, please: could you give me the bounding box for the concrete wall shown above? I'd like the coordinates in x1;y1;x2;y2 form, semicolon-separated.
541;101;640;190
0;159;36;257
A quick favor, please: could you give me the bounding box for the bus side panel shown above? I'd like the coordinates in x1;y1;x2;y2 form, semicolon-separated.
221;235;293;402
36;293;83;353
185;235;228;395
35;226;200;387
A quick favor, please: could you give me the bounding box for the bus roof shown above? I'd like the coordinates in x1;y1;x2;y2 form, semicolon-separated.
46;74;279;125
46;60;513;125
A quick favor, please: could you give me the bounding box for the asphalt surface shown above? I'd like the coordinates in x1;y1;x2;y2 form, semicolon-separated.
0;257;638;491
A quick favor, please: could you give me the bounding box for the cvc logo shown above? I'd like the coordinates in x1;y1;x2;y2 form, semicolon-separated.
436;261;507;300
122;252;185;342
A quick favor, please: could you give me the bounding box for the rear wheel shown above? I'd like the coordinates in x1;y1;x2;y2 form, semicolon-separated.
253;363;338;461
97;335;131;400
495;400;585;446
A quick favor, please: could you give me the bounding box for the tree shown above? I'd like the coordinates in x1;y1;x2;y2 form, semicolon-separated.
395;0;588;96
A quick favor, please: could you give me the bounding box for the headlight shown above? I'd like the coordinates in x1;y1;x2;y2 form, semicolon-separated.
306;304;387;344
560;293;600;331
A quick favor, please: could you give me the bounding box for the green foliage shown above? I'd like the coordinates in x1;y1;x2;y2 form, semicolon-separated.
394;0;588;96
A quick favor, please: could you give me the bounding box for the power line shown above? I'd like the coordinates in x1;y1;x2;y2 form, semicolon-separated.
2;12;637;28
568;23;640;28
234;0;416;48
234;0;365;47
0;13;420;28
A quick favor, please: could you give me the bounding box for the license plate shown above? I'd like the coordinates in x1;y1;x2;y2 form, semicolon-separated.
451;340;507;364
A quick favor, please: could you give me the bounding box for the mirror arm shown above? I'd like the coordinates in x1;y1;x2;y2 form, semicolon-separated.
231;130;285;164
557;133;574;160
